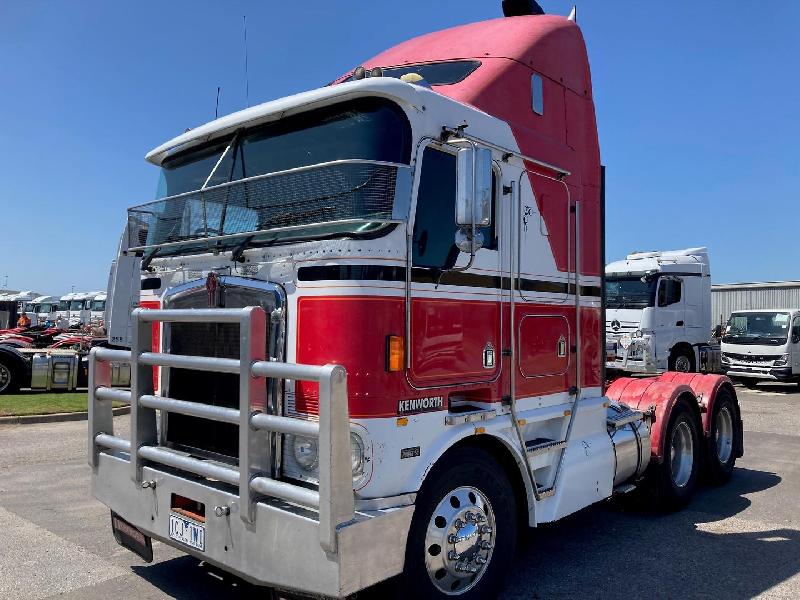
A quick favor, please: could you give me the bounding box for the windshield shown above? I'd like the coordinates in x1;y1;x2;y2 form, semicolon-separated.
90;300;106;312
69;300;84;311
134;98;411;255
341;60;481;86
605;276;657;309
723;312;791;345
22;303;35;312
58;300;69;311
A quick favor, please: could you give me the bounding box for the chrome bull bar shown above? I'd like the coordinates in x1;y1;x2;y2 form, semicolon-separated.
88;306;353;553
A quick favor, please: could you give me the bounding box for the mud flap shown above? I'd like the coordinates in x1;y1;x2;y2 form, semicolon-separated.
111;511;153;563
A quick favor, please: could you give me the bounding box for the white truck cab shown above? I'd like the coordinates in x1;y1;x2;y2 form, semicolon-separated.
56;293;76;322
24;294;57;326
35;296;60;323
89;292;107;325
606;248;718;374
721;309;800;386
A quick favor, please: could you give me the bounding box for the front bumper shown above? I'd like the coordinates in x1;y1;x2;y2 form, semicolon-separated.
93;453;413;597
724;365;794;382
606;336;658;374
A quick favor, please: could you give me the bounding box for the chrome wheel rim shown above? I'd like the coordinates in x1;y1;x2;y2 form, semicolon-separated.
0;364;10;393
674;355;692;372
670;421;694;488
424;486;496;595
715;407;734;464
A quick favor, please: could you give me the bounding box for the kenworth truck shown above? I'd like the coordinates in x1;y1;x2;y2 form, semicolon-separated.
89;4;743;598
606;248;721;376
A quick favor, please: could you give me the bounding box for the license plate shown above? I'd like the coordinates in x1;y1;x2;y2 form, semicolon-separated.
169;513;205;551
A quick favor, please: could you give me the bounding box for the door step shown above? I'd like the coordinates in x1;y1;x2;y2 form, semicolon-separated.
606;405;644;430
525;438;567;456
536;486;556;498
613;483;637;495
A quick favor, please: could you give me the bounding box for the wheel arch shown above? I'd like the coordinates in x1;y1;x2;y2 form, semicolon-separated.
669;341;696;369
606;377;702;463
657;372;743;458
0;345;29;376
420;432;535;529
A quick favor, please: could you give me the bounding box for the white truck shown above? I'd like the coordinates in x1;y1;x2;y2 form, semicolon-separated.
721;308;800;387
56;292;78;323
89;292;107;325
23;295;59;326
605;248;720;375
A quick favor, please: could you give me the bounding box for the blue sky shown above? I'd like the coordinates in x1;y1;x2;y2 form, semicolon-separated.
1;1;797;294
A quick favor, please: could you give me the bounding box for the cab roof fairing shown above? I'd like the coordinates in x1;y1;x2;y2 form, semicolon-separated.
144;78;512;168
345;14;591;183
606;250;709;278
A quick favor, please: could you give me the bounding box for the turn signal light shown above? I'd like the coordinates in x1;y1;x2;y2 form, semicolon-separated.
386;335;404;372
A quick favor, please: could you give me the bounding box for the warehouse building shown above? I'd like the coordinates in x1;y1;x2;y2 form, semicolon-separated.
711;281;800;327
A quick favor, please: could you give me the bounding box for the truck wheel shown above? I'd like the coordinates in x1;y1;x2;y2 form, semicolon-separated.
0;360;21;394
706;390;737;484
739;378;759;389
668;348;695;373
400;447;517;599
649;399;700;511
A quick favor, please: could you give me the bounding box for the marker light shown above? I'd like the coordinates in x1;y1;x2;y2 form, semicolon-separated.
386;335;404;372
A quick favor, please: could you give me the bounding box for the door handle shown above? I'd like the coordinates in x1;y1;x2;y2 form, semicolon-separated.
676;321;684;326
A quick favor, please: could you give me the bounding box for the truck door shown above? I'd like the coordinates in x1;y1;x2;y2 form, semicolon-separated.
655;276;685;361
792;315;800;375
408;142;502;388
513;169;577;397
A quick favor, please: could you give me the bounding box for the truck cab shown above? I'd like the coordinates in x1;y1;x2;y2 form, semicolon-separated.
88;7;742;599
606;248;717;375
89;292;107;325
721;308;800;386
56;293;76;323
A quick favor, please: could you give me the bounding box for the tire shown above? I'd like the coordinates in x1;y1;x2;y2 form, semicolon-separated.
399;447;517;599
668;348;695;373
0;358;21;395
706;389;737;484
648;398;701;511
738;378;759;389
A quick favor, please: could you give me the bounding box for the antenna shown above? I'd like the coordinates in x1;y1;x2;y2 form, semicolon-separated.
215;86;221;119
243;15;250;108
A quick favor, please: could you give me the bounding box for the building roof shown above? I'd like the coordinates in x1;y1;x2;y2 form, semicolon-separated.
712;281;800;291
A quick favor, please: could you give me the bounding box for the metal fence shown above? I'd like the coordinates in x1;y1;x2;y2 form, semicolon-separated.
711;281;800;326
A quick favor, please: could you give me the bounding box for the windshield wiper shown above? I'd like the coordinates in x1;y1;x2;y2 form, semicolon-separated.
230;235;255;263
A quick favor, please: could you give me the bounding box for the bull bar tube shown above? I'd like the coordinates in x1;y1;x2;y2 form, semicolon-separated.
88;307;412;597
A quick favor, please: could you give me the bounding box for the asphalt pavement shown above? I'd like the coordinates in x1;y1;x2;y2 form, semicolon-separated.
0;382;798;599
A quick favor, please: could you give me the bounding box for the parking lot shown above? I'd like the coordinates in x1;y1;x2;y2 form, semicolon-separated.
1;382;798;600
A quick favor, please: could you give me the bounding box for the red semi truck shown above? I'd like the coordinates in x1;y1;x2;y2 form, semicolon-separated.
89;3;743;598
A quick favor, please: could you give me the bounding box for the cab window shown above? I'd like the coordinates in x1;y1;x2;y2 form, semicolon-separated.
658;278;682;307
412;147;496;269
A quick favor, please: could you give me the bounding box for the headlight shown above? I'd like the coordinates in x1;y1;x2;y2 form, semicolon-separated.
774;354;790;366
350;432;365;479
291;432;366;481
292;436;319;471
721;353;730;364
632;330;643;338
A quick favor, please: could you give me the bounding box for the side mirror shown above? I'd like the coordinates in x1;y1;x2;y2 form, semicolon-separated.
455;147;492;228
713;325;722;339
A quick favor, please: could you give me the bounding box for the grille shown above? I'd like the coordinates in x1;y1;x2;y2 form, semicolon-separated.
128;161;400;248
163;280;284;462
724;353;781;365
